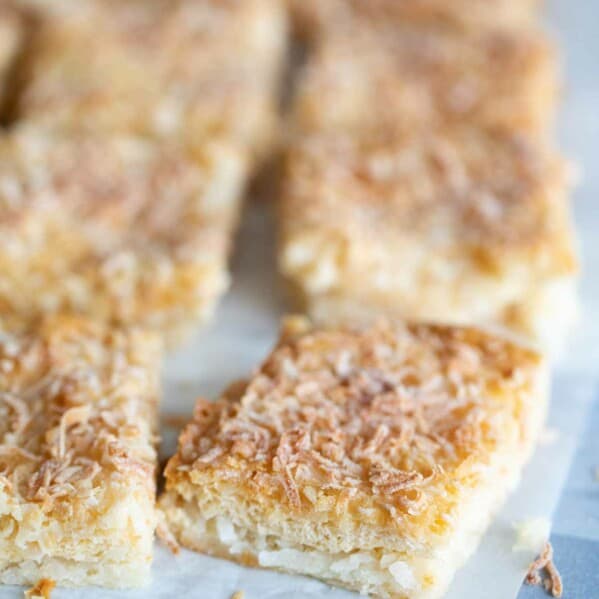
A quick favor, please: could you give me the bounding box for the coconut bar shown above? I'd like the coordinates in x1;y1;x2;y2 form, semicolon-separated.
0;126;248;343
0;316;161;588
161;316;548;599
279;128;578;351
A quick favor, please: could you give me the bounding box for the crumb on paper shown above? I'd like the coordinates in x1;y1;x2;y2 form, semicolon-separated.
538;427;560;446
156;515;180;555
513;517;551;553
594;466;599;482
231;591;244;599
24;579;56;599
524;541;563;598
162;413;190;429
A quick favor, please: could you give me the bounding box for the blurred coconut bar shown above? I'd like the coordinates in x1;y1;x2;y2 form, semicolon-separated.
279;127;578;352
290;0;541;39
293;21;557;138
0;126;248;344
14;0;287;159
0;0;287;342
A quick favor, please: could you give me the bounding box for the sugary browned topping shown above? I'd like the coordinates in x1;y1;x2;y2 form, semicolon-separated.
24;578;56;599
0;316;160;510
295;22;554;135
525;541;563;597
292;0;537;36
172;318;542;516
17;0;283;144
0;128;241;260
283;128;574;268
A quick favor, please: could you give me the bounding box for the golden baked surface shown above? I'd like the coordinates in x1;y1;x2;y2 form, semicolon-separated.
0;316;159;508
282;128;575;274
167;317;544;526
294;22;556;136
291;0;539;37
16;0;286;152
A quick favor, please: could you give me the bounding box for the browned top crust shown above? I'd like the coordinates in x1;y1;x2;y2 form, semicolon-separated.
16;0;284;146
294;22;556;136
283;128;576;276
168;317;544;526
0;128;242;259
292;0;539;37
0;127;246;330
0;316;160;513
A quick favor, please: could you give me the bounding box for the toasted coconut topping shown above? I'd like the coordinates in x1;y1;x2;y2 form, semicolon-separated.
525;541;563;597
0;127;246;335
295;21;554;135
24;578;56;599
171;318;543;519
283;129;573;266
0;317;160;508
0;130;240;261
17;0;283;145
292;0;537;34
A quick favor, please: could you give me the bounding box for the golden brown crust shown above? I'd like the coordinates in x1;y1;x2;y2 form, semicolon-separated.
293;22;556;136
0;316;160;508
166;317;545;527
282;129;576;273
291;0;539;38
15;0;287;154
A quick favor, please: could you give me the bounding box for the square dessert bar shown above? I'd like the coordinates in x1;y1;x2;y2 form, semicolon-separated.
161;317;548;599
0;126;248;343
293;22;557;137
0;316;161;588
279;129;578;351
291;0;540;39
15;0;287;157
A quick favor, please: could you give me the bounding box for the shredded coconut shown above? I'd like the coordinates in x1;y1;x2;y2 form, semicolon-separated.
524;541;563;598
